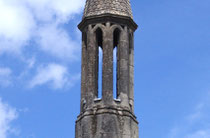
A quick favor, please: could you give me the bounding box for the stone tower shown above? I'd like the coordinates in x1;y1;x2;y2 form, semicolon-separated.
75;0;138;137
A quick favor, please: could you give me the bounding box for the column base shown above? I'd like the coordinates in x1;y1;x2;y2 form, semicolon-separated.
75;107;139;138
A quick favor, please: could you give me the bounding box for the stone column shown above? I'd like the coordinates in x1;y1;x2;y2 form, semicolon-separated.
129;31;135;112
102;23;114;104
86;25;97;108
118;26;130;108
80;32;87;112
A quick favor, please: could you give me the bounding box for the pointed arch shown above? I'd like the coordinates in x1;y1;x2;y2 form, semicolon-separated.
110;25;123;34
93;23;106;33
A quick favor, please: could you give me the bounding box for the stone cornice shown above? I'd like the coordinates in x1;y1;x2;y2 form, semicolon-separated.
78;14;138;32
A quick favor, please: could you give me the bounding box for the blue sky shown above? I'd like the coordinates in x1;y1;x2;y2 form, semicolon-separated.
0;0;209;138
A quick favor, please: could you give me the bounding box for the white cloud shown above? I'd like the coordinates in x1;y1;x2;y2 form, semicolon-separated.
29;63;80;89
0;0;84;59
0;67;12;87
184;129;210;138
26;57;36;69
0;0;35;55
168;92;210;138
36;23;79;60
26;0;84;22
0;98;18;138
0;0;84;89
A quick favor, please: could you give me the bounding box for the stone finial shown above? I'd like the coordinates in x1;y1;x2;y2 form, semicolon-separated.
83;0;133;19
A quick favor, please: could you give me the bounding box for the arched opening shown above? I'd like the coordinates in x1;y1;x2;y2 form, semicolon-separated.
96;28;103;99
114;28;120;47
113;28;120;99
96;28;103;47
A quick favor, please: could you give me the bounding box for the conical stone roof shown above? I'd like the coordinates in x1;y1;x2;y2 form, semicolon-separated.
83;0;133;19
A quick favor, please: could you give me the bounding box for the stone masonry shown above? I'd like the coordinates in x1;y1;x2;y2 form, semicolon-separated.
75;0;138;138
83;0;133;19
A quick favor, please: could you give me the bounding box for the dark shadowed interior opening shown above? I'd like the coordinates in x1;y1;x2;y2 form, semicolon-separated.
113;28;120;99
96;28;103;99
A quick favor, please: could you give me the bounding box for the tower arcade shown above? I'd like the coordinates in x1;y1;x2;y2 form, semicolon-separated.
75;0;138;137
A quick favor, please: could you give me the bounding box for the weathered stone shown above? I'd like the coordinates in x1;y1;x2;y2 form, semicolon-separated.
76;0;138;137
83;0;133;19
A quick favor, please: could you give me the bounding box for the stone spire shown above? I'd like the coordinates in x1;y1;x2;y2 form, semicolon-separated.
75;0;138;137
83;0;133;19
